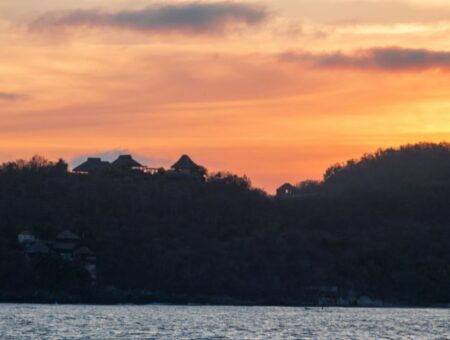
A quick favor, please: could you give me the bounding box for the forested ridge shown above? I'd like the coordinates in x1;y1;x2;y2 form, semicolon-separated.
1;143;450;306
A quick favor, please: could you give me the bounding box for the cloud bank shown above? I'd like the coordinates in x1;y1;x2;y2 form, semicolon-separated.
31;2;269;35
279;47;450;71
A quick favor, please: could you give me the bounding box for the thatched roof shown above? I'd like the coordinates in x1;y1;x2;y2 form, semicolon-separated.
171;154;201;171
73;158;109;173
111;155;142;168
56;230;80;241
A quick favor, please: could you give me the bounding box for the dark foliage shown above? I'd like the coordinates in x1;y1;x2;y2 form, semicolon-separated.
0;143;449;305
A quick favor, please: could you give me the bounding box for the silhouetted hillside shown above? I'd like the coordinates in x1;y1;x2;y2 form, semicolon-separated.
324;143;450;186
0;144;450;306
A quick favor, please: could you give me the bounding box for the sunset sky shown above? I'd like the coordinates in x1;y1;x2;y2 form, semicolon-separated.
1;0;450;192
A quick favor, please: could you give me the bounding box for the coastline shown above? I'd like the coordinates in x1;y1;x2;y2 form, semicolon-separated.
1;289;447;308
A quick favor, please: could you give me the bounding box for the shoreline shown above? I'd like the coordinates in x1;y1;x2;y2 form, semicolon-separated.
1;291;447;309
0;301;448;309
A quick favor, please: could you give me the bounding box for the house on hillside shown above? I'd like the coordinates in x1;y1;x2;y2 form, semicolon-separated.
18;231;50;257
73;157;110;174
51;230;80;260
276;183;299;198
51;231;97;281
18;230;36;244
18;229;97;282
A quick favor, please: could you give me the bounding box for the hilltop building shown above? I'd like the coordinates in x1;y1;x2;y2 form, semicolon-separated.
171;154;201;172
73;153;205;178
170;154;206;180
73;154;160;174
72;157;110;174
276;183;300;198
111;155;143;170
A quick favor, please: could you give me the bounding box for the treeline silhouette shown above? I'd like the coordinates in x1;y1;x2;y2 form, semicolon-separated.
1;144;450;306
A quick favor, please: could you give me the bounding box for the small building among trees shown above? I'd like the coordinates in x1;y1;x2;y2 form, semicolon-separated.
52;230;81;261
18;231;36;244
17;230;97;282
276;183;299;198
276;180;322;198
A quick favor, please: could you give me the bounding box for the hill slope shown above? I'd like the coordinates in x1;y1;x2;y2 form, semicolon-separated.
0;144;449;305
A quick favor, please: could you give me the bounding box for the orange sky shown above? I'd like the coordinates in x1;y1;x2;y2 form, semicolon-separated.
1;0;450;192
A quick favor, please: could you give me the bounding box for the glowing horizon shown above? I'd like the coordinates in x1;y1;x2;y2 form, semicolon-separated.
2;0;450;192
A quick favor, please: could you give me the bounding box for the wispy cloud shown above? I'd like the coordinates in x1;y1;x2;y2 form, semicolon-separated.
279;47;450;71
0;91;27;101
30;2;269;35
285;0;450;25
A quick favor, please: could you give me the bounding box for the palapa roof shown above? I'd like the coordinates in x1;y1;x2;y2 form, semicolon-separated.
55;230;80;241
171;154;201;170
73;158;110;173
111;155;142;168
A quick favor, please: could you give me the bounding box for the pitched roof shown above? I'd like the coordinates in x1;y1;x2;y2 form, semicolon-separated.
73;158;110;173
171;154;201;170
111;155;142;168
56;230;80;241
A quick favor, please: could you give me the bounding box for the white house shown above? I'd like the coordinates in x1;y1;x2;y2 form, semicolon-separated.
17;231;36;244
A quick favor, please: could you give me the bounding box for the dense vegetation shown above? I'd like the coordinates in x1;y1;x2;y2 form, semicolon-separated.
1;143;450;306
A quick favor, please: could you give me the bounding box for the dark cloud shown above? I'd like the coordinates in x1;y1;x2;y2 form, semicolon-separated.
279;47;450;71
31;2;269;35
0;91;27;101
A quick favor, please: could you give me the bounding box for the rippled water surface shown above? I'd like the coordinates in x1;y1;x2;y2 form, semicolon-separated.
0;304;449;339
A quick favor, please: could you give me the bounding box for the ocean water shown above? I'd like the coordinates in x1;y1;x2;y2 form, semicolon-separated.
0;304;448;339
